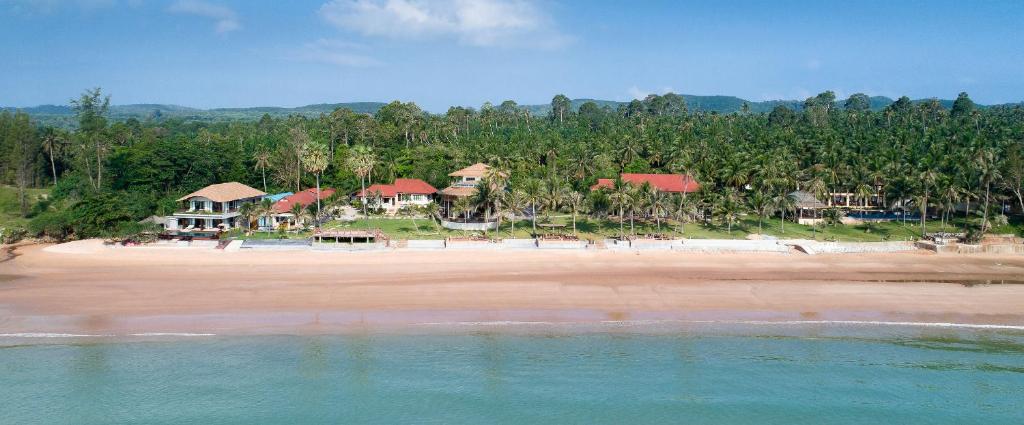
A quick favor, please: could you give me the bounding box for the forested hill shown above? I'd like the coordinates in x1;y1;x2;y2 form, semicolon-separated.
2;102;387;128
5;95;1018;128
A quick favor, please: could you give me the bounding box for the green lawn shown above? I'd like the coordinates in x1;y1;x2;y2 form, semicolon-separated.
223;211;1024;243
313;213;1017;242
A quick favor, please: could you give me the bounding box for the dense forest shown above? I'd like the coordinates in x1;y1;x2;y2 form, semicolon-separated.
1;88;1023;242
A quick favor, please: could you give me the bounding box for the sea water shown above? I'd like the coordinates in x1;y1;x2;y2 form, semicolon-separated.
1;322;1022;424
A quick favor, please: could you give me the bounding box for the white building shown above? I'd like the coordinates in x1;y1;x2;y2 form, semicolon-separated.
168;182;266;231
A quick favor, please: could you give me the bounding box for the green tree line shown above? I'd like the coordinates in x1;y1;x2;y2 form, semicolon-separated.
1;88;1023;241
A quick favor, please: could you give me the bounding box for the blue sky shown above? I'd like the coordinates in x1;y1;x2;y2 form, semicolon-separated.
2;0;1022;111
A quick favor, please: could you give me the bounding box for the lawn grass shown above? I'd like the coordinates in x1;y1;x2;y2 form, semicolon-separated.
315;214;991;242
226;211;1024;243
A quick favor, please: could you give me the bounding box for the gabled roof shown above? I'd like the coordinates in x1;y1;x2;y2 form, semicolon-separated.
590;174;700;193
356;178;437;198
272;187;337;214
177;182;266;202
394;178;438;194
448;163;490;178
439;185;477;198
788;191;828;209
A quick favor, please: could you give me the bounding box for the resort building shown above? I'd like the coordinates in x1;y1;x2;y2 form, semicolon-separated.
590;173;701;193
356;178;437;214
439;163;499;218
168;182;266;231
788;190;829;225
261;187;337;229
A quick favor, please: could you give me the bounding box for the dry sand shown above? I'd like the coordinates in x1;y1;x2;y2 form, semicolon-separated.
1;240;1023;335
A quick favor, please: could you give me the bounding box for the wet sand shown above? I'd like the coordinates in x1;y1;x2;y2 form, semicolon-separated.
1;240;1023;335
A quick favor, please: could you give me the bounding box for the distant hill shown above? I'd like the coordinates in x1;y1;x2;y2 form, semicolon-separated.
518;95;1000;115
2;102;387;128
6;94;1020;128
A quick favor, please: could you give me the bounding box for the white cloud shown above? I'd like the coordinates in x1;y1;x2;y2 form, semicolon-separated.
805;58;822;71
318;0;571;49
626;86;675;101
291;38;383;67
168;0;241;33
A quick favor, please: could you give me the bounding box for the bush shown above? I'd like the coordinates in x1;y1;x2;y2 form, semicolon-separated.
1;227;28;244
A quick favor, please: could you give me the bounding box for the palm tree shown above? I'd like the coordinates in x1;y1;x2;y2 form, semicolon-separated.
301;142;329;229
715;189;742;235
253;150;272;193
542;180;564;222
609;182;632;239
627;184;644;235
521;179;544;235
290;202;308;228
563;189;586;236
452;196;474;224
421;202;441;233
41;130;63;185
773;193;796;234
238;202;260;232
976;149;1002;233
472;180;500;234
505;189;528;237
645;185;670;233
347;145;376;230
747;191;773;234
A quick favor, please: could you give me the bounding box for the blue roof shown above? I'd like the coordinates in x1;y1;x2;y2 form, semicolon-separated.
263;192;293;202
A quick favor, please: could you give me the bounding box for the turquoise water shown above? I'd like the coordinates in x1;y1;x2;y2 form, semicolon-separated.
2;324;1023;424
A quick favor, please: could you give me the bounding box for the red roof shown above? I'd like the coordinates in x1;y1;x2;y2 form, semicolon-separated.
590;174;700;193
356;178;437;198
272;187;336;214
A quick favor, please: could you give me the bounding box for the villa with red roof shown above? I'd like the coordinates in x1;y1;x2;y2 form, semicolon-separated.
356;178;438;214
262;187;336;229
590;173;700;193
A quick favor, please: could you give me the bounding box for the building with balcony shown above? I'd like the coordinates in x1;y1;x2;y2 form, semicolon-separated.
167;182;266;231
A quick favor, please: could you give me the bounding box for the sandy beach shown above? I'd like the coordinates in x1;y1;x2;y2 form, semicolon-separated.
1;240;1023;335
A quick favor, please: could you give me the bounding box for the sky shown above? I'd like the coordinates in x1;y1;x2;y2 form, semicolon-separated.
1;0;1022;111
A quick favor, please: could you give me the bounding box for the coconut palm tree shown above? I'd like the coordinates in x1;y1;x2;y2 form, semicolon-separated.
347;145;376;229
40;130;63;185
421;202;441;233
976;149;1002;233
563;189;586;236
253;150;272;193
504;189;528;237
645;185;671;233
301;142;329;229
452;196;475;224
238;202;260;232
521;179;544;235
290;202;308;229
715;189;742;235
746;191;773;234
773;193;796;234
609;182;632;239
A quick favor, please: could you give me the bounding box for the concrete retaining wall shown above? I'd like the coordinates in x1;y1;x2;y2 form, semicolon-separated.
406;239;447;249
240;239;312;250
440;220;498;231
445;240;496;250
502;239;538;249
630;239;681;250
805;241;916;254
675;239;788;253
312;242;388;251
537;240;588;249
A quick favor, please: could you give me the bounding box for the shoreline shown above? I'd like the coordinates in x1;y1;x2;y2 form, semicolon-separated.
2;240;1023;336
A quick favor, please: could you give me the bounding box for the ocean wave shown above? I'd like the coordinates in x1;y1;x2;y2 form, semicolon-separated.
0;333;114;338
415;319;1024;330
